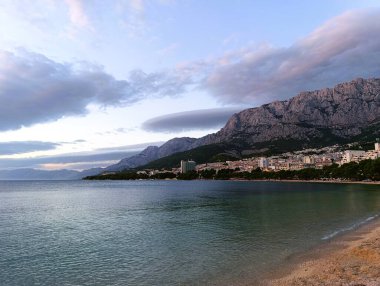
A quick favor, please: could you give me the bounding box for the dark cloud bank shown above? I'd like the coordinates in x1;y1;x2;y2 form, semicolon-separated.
0;141;58;155
142;108;242;132
0;50;189;131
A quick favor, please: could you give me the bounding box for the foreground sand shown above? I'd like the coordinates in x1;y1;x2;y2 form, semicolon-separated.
266;219;380;286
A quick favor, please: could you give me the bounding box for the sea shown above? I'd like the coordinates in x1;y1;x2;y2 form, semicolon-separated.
0;180;379;285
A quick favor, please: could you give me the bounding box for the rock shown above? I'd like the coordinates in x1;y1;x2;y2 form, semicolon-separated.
194;78;380;147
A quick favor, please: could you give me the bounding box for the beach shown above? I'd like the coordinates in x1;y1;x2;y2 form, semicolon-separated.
266;218;380;286
229;179;380;185
262;179;380;185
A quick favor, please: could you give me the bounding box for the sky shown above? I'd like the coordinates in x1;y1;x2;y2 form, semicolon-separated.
0;0;380;171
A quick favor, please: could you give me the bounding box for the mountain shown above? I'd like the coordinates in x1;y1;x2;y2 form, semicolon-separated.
105;137;197;171
195;78;380;147
104;77;380;172
0;168;80;180
0;167;104;180
142;78;380;169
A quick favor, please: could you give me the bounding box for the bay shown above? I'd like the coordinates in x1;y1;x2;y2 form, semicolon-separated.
0;180;379;285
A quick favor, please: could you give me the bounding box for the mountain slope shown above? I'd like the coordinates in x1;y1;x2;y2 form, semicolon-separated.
105;137;196;171
141;143;240;170
194;78;380;149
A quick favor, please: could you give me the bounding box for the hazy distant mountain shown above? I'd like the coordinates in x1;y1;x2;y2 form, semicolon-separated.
0;167;104;180
105;137;197;171
0;168;80;180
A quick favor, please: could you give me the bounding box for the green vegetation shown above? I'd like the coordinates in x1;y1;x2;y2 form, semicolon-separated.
139;139;379;173
140;143;237;170
177;170;198;180
84;158;380;181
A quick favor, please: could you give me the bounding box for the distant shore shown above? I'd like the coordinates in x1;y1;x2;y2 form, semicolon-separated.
264;217;380;285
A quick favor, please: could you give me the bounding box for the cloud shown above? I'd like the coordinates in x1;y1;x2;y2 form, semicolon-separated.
118;0;147;36
157;43;179;56
203;9;380;104
96;141;164;152
0;141;58;155
129;0;144;13
0;49;189;131
0;141;163;170
0;150;140;171
65;0;91;29
1;9;379;133
141;108;242;133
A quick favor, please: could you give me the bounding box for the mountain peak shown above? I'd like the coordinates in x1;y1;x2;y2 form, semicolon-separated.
195;77;380;148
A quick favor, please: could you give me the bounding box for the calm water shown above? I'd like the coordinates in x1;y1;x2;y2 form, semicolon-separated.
0;180;379;285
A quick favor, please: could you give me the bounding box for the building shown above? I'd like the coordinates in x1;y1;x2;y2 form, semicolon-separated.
180;160;196;173
341;150;366;164
365;150;379;160
258;157;269;169
303;156;315;164
375;143;380;151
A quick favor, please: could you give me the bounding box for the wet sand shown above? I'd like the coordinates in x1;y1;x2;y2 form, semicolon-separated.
264;218;380;286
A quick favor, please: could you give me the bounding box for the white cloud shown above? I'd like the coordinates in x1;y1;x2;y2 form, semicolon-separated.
116;0;147;36
129;0;144;13
65;0;91;29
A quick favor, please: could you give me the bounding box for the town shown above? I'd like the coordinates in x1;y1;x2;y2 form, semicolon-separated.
85;143;380;181
70;142;379;183
144;143;380;175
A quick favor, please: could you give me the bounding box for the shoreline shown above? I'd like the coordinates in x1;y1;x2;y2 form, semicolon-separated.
262;217;380;285
228;178;380;185
85;177;380;185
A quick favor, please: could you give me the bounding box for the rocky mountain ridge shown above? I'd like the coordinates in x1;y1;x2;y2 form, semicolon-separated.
106;77;380;172
194;77;380;148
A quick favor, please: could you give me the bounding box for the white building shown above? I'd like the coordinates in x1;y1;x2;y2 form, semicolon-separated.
180;160;196;173
375;143;380;151
258;157;269;169
303;156;315;164
341;150;366;164
365;150;379;160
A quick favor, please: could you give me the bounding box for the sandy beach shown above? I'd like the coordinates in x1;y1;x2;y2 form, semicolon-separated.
265;218;380;286
265;179;380;185
228;179;380;185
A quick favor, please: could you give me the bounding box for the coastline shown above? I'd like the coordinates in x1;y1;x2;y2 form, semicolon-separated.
262;217;380;286
228;178;380;185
